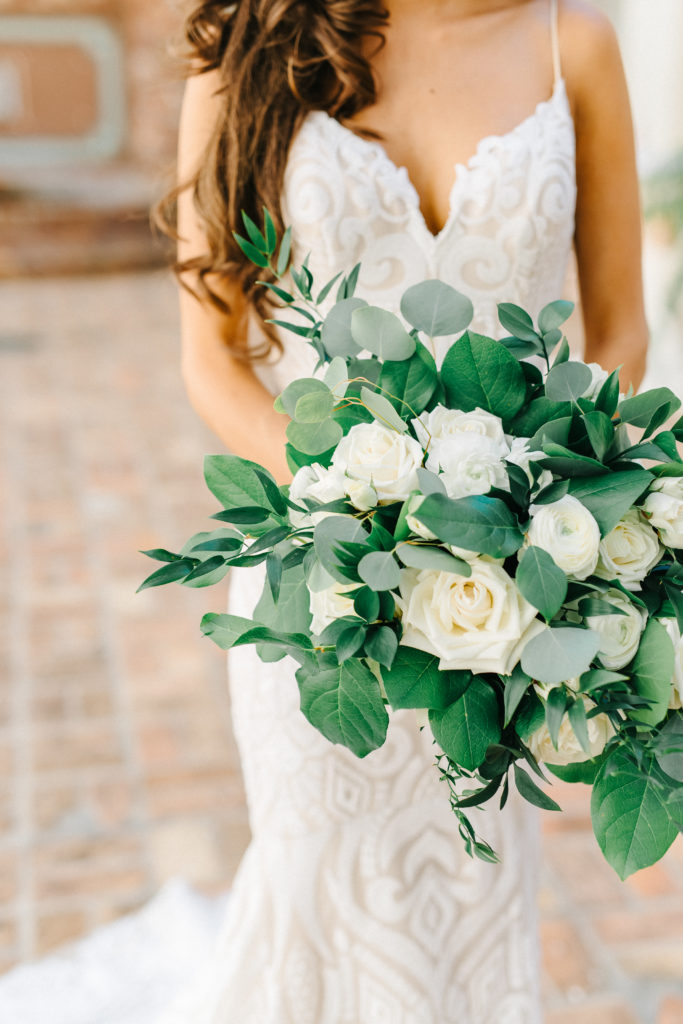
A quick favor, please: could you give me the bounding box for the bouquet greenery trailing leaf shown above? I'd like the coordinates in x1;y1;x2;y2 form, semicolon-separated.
141;210;683;878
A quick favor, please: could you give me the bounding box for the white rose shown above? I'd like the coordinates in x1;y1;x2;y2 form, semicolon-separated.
663;619;683;710
643;477;683;548
505;437;553;495
331;422;423;503
528;697;614;766
289;463;346;528
398;558;544;674
527;495;601;580
581;362;609;401
309;581;357;635
413;406;508;454
344;477;377;511
426;434;509;499
594;510;662;590
585;588;646;670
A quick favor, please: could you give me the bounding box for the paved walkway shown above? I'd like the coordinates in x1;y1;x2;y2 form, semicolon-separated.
1;271;682;1023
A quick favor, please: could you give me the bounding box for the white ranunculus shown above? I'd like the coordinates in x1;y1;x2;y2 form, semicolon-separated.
426;434;509;499
663;619;683;710
526;495;601;580
594;509;662;590
527;697;614;766
505;437;553;495
289;463;346;528
581;362;609;401
344;477;377;512
331;422;423;503
643;477;683;548
398;559;544;674
413;406;508;454
309;581;357;635
585;588;646;670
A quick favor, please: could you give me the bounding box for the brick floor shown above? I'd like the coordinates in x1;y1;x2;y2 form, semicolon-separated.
1;271;682;1021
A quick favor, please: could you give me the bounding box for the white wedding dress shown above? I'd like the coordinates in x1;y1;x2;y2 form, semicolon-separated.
0;5;576;1023
171;4;576;1022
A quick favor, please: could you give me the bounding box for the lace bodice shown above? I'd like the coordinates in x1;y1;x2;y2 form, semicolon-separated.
254;75;576;395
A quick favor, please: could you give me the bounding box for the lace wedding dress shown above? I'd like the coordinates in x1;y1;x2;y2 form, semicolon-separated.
170;4;576;1022
0;4;576;1022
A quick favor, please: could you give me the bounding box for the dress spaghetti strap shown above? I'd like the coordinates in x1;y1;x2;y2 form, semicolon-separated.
550;0;562;83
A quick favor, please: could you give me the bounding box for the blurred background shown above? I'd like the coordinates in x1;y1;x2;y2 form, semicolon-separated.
0;1;682;1022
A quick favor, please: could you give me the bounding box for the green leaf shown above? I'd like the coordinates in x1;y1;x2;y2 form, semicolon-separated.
140;548;183;563
545;687;569;748
521;627;600;685
577;598;628;618
629;618;675;727
286;419;343;456
294;389;335;423
314;516;369;583
265;550;282;603
365;625;399;668
354;587;380;622
513;764;562;811
532;480;570;505
204;455;280;523
429;677;500;771
414;493;524;559
497;303;540;343
568;697;592;754
654;713;683;783
358;550;401;592
400;279;473;336
552;336;570;365
539;299;574;333
500;335;544;360
503;665;532;726
280;378;329;418
595;368;621;417
441;332;526;419
591;749;679;878
539;444;607;478
182;556;228;586
618;387;681;438
377;344;437;417
137;558;196;592
335;624;367;662
360;386;408;433
396;543;471;576
547;757;602;784
382;646;471;710
351;306;416;361
296;657;389;758
200;613;256;649
276;226;292;276
323;356;348;400
263;207;277;254
516;546;568;621
233;232;269;268
321;298;367;358
584;410;615;461
511;398;572;437
580;668;629;693
545;361;593;403
567;470;654;536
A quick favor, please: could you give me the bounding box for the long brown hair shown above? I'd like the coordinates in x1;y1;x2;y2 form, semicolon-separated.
160;0;388;358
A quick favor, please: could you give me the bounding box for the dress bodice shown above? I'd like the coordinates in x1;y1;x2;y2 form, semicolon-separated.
253;76;576;396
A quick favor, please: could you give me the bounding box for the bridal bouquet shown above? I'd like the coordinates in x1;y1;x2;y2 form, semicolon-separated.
141;212;683;878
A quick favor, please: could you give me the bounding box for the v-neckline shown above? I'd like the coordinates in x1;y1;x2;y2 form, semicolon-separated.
307;78;570;245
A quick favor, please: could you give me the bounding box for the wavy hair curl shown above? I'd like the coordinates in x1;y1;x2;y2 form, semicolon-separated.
158;0;388;358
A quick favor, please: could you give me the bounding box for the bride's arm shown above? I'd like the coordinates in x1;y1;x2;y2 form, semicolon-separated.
176;71;290;482
564;3;649;392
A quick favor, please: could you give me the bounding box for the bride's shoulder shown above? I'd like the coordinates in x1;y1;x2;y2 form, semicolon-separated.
557;1;626;114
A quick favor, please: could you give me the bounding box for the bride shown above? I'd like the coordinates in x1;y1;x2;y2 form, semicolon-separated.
170;0;647;1020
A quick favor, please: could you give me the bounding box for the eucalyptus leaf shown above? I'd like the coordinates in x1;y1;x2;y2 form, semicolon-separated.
521;627;600;685
321;298;367;358
365;625;399;668
400;279;473;336
497;303;539;343
516;546;568;621
545;361;593;403
287;419;343;456
324;356;349;399
538;299;574;333
351;306;416;360
396;543;472;576
360;386;408;433
629;618;675;728
314;516;370;583
294;388;335;423
358;550;401;592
